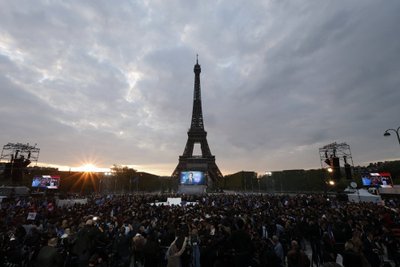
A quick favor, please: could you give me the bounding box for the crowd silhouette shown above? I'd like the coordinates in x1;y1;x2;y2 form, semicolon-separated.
0;193;399;267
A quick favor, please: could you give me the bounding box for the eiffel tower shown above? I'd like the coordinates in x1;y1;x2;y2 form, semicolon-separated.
172;56;223;189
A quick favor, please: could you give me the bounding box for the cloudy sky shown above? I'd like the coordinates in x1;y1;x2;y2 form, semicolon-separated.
1;0;399;176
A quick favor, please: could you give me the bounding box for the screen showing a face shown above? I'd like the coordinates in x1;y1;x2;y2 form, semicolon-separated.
361;172;392;188
32;175;60;189
180;171;205;185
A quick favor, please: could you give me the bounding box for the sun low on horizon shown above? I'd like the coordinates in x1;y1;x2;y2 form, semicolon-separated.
74;163;109;173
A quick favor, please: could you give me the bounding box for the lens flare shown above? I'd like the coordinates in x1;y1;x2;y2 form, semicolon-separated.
78;164;99;173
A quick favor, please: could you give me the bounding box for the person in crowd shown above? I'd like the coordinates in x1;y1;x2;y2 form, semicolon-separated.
142;231;162;267
307;217;323;266
3;225;27;266
132;232;146;266
342;240;362;267
272;235;285;266
257;238;282;267
229;218;254;267
113;225;133;267
35;237;63;267
287;240;310;267
363;231;382;267
88;253;108;267
189;228;201;267
167;236;188;267
72;219;100;267
321;231;337;263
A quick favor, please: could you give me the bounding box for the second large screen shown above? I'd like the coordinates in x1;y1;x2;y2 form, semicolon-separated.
361;172;392;188
32;175;60;189
180;171;206;185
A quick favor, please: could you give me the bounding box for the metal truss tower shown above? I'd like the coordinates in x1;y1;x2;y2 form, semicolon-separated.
319;142;354;179
0;142;40;164
0;142;40;182
172;57;223;187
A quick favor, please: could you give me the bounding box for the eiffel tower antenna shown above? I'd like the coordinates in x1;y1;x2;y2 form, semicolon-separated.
172;57;223;192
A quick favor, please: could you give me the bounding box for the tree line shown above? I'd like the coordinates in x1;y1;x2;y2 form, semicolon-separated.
1;160;400;194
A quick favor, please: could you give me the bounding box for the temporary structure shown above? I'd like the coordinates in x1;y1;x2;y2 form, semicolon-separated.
347;188;382;203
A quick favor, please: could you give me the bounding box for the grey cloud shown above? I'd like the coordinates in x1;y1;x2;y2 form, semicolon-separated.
0;0;399;175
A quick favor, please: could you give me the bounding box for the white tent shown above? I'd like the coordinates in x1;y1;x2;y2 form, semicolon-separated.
347;189;382;203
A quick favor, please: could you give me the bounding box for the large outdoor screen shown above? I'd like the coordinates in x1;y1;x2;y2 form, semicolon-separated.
361;172;392;188
179;171;206;185
32;175;60;189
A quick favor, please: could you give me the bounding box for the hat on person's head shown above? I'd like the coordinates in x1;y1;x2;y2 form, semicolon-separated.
86;219;93;226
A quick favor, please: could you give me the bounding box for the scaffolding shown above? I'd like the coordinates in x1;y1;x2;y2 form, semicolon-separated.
319;142;354;167
319;142;354;179
1;142;40;183
0;142;40;164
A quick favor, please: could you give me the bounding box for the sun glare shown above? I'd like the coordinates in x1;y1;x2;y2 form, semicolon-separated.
78;164;99;173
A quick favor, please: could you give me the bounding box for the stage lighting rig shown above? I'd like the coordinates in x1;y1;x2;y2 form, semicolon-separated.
0;142;40;182
319;142;354;180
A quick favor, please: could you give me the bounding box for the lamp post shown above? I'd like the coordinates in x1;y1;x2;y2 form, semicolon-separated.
384;126;400;145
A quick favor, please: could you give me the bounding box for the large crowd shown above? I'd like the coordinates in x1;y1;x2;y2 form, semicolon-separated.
1;192;400;267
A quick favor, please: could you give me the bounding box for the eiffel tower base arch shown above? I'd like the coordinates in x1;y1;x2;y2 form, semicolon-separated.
173;156;222;193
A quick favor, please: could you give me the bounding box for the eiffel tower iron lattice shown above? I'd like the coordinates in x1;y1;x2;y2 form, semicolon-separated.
172;57;223;188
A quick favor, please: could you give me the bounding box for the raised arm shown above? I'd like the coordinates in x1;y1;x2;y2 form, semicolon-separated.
173;237;188;257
